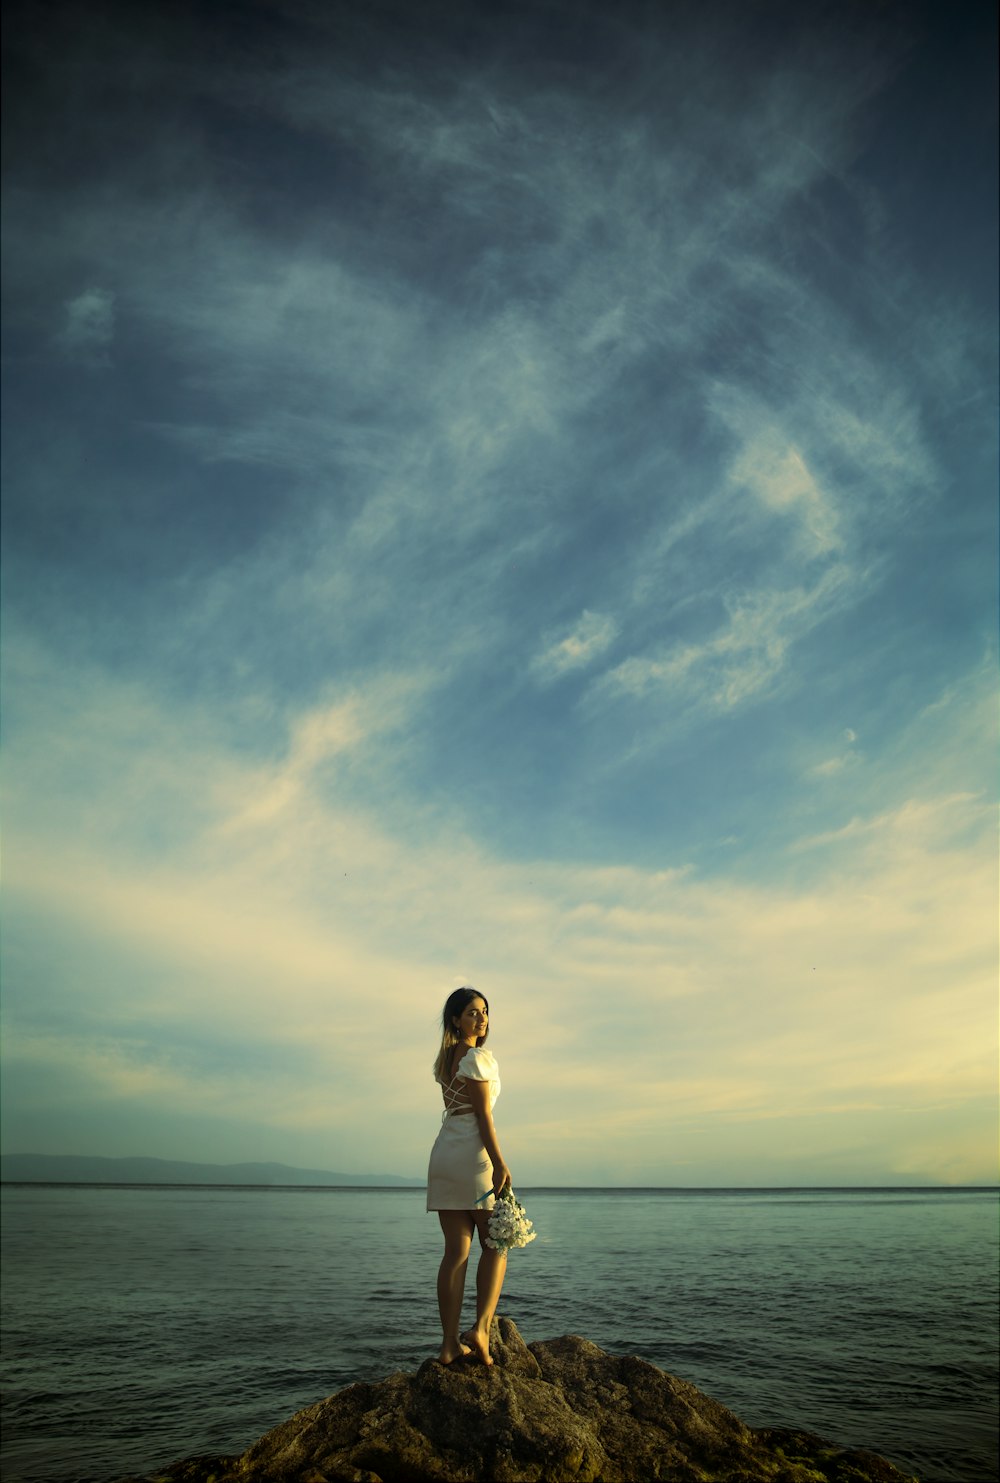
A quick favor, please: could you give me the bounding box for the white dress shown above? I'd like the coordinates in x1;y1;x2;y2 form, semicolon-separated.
426;1047;501;1212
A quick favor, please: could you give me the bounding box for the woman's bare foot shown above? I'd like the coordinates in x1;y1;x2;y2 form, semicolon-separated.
437;1336;471;1366
460;1328;493;1366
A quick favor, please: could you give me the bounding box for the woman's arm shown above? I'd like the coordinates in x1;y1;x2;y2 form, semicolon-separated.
466;1078;511;1196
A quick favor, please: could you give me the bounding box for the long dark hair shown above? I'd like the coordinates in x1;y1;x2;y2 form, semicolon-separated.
432;985;490;1082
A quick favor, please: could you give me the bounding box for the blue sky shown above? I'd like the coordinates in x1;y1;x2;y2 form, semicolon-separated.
2;0;996;1186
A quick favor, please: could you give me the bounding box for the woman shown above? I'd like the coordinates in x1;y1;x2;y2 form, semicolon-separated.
426;986;511;1366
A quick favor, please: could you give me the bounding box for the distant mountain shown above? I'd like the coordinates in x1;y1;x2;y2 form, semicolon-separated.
0;1154;425;1186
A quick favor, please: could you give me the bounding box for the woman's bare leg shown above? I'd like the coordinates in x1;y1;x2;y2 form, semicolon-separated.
460;1211;507;1365
436;1212;474;1363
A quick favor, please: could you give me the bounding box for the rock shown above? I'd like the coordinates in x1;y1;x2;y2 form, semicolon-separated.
117;1318;918;1483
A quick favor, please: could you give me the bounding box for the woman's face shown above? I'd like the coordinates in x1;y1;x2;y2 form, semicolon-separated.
454;997;488;1041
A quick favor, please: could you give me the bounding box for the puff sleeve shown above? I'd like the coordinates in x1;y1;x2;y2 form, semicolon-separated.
456;1047;501;1109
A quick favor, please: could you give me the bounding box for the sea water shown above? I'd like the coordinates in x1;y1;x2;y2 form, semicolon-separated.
0;1185;996;1483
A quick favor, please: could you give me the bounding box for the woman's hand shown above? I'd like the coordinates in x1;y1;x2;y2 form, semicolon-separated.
492;1162;512;1198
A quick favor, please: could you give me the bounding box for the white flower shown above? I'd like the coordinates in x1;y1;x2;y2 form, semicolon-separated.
486;1188;537;1255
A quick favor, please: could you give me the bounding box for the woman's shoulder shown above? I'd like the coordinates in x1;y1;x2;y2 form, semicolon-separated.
457;1044;499;1078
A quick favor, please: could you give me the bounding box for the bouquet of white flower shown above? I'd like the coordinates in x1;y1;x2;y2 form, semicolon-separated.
485;1187;537;1255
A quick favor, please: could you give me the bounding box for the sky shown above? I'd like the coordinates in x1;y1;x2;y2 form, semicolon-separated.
1;0;997;1187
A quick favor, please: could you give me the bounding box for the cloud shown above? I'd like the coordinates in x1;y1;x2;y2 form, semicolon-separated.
55;287;115;365
2;638;995;1181
1;1;949;758
810;754;853;778
531;610;619;682
595;565;853;712
2;1;994;1185
219;675;430;831
790;790;984;851
810;727;861;777
728;433;841;556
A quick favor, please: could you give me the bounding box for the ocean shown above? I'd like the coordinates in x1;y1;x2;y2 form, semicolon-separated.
0;1185;996;1483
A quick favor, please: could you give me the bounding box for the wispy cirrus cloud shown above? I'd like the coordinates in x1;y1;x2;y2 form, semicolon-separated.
531;610;619;682
54;286;115;366
809;729;861;779
593;564;854;712
728;435;841;556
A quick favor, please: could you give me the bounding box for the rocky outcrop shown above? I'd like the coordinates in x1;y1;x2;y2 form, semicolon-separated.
119;1317;917;1483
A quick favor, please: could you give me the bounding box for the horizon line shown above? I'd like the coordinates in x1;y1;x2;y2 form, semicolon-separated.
3;1180;997;1192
